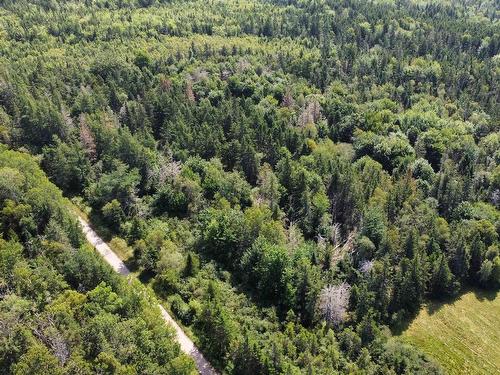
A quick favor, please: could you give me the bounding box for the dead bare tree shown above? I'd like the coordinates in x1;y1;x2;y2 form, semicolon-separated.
191;68;209;82
158;154;182;184
79;114;97;162
185;79;195;102
328;230;356;268
281;88;295;108
236;58;251;72
286;222;303;252
329;222;341;246
359;259;374;273
60;106;74;139
318;282;351;326
33;314;70;365
297;99;322;128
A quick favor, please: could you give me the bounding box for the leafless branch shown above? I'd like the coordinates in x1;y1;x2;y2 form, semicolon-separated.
318;282;351;326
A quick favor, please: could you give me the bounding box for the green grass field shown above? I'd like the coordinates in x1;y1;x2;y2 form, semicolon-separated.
401;289;500;374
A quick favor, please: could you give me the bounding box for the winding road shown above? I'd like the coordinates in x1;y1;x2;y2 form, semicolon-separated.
78;217;218;375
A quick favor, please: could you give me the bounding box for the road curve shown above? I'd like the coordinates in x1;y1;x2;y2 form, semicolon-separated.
78;217;219;375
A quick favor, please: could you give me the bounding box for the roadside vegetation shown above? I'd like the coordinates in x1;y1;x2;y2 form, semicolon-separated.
0;146;196;374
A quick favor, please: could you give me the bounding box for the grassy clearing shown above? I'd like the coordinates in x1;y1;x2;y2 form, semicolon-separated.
401;289;500;375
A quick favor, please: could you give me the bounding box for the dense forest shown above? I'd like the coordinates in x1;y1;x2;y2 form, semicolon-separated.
0;0;499;374
0;146;196;374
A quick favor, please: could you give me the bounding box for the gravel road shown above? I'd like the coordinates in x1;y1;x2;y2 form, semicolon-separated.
78;217;219;375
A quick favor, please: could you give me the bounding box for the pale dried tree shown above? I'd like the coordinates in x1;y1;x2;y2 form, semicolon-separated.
50;331;70;365
359;260;374;273
297;107;313;128
237;58;251;72
146;152;183;192
79;114;96;162
159;158;182;185
281;88;295;108
61;107;73;127
165;158;182;179
119;102;128;119
220;69;231;81
329;222;341;246
309;100;322;122
286;222;303;252
191;68;209;82
33;315;70;365
185;79;195;102
160;76;172;92
491;189;500;208
327;230;356;268
318;282;351;326
297;99;322;128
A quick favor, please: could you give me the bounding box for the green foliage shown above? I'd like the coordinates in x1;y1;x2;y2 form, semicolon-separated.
0;149;194;374
12;344;63;375
86;162;140;213
430;254;458;298
195;287;237;368
0;0;498;373
101;199;124;232
199;203;246;267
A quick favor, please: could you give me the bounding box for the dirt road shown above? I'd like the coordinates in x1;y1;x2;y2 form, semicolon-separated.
78;217;218;375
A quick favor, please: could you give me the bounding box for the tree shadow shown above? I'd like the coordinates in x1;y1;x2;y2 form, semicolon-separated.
425;292;460;316
124;257;139;272
391;311;418;335
87;210;139;272
88;211;114;242
426;300;445;315
138;269;155;284
471;287;498;302
426;287;499;315
391;296;455;335
226;272;285;317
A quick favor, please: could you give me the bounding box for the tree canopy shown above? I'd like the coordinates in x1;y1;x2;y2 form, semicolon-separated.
0;0;498;373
